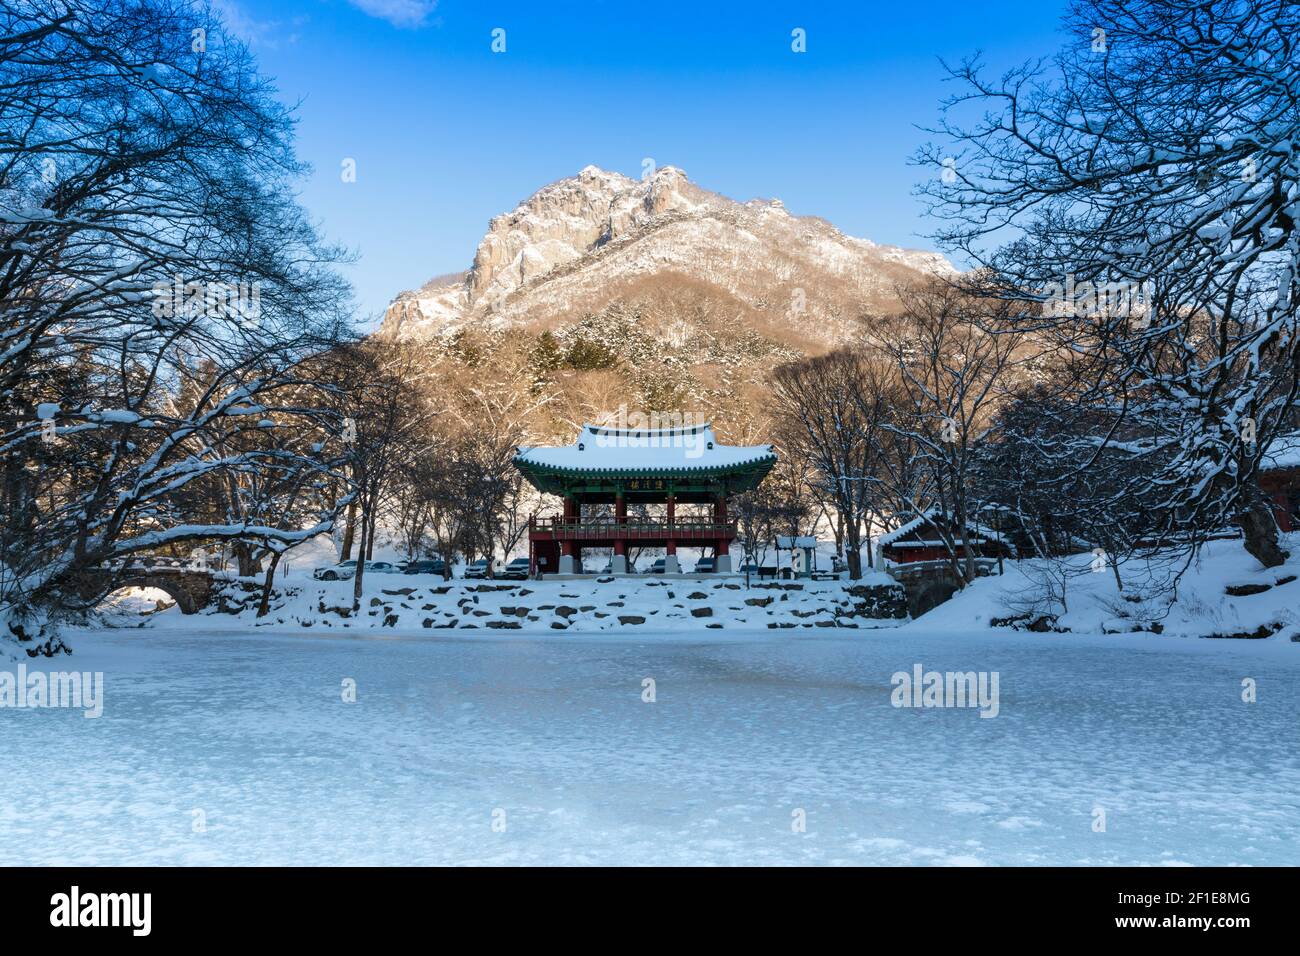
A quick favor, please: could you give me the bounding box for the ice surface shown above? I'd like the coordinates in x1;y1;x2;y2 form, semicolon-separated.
2;622;1297;865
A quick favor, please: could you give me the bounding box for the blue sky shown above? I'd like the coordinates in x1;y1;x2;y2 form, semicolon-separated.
221;0;1069;325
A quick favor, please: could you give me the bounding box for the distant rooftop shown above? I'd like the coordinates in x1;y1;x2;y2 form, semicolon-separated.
1263;431;1300;472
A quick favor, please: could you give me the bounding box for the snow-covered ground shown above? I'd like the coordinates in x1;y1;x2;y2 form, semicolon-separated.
3;619;1297;865
922;536;1300;640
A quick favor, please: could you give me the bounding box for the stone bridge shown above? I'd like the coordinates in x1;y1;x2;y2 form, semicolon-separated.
73;559;222;614
887;559;1000;617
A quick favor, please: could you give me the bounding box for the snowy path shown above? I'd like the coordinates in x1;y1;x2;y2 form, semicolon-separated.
3;622;1298;865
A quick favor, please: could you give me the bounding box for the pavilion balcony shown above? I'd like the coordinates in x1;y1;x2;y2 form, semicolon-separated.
529;515;736;541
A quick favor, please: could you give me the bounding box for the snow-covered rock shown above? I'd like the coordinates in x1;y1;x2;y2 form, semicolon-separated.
212;573;909;633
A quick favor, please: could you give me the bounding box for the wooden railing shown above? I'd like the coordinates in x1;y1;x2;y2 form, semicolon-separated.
529;516;734;537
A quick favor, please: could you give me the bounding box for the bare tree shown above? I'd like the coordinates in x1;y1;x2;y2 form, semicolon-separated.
868;282;1023;585
771;349;895;579
918;0;1300;568
0;0;355;653
324;343;439;609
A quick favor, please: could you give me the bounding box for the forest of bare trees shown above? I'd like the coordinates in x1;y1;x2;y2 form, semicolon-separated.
0;1;547;652
5;0;1300;652
919;0;1300;571
770;282;1025;584
768;0;1300;598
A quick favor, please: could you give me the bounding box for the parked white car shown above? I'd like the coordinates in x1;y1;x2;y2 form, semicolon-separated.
313;560;357;581
313;559;398;580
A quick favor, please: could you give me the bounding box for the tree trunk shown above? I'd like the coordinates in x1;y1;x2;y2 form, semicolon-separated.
946;546;965;588
844;520;863;580
352;518;367;610
959;524;975;585
1109;558;1124;593
232;541;262;578
365;509;377;560
1238;495;1287;568
257;551;282;618
340;499;357;560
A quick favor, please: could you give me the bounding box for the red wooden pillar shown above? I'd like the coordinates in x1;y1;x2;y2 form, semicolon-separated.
665;493;676;555
561;496;577;567
613;491;628;568
715;493;729;562
527;514;535;576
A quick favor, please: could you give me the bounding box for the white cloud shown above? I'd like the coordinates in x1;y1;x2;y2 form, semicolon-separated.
211;0;290;49
346;0;438;29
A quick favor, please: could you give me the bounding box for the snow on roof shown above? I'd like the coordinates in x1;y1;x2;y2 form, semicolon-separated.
514;423;776;475
876;507;1008;549
1262;431;1300;472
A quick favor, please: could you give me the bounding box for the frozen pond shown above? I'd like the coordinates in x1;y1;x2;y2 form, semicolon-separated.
2;622;1298;865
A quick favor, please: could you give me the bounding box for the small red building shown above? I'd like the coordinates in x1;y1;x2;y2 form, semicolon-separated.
875;509;1015;567
1261;432;1300;533
513;423;776;575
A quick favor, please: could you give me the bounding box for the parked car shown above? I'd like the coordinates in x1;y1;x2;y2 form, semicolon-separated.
463;559;491;579
403;559;446;576
314;559;358;581
500;557;530;580
739;562;759;577
648;557;667;574
693;557;715;574
365;561;398;574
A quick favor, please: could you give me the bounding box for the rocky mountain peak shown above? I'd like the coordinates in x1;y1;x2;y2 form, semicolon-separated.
466;164;706;306
380;165;953;343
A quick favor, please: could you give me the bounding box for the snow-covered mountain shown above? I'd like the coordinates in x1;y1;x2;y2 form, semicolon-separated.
376;166;954;441
379;164;952;346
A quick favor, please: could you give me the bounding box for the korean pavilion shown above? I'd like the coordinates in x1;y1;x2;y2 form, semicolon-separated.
513;423;777;575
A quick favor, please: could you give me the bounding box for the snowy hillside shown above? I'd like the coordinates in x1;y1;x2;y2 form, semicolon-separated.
917;536;1300;641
